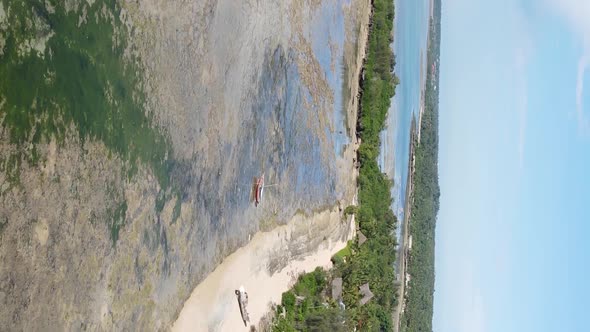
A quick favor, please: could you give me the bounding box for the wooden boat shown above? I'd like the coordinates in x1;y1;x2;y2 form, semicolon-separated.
254;174;264;207
235;286;250;326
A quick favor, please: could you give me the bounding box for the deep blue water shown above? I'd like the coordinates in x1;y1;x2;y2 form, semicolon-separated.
379;0;430;229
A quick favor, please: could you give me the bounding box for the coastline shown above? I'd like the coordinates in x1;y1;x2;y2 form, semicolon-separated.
394;0;435;328
392;117;418;332
172;207;355;331
263;0;411;327
170;1;373;330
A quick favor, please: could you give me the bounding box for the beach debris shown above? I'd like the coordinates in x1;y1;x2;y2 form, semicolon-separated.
235;286;250;326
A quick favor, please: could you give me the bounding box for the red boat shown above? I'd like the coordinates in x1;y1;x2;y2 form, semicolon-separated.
254;174;264;207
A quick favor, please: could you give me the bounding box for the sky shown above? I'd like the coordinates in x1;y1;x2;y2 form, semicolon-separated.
435;0;590;331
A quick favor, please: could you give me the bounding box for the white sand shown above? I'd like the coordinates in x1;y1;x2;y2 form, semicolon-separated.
172;208;355;332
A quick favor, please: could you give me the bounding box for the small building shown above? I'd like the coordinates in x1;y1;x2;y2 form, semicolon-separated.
359;283;374;305
295;295;305;305
358;231;367;246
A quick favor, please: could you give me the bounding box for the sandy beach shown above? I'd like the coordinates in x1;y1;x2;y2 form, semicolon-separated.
172;208;356;331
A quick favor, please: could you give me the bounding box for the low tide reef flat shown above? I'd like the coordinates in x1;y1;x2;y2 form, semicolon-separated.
0;0;370;330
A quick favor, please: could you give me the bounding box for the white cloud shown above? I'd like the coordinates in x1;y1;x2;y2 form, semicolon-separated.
546;0;590;41
512;10;532;169
546;0;590;134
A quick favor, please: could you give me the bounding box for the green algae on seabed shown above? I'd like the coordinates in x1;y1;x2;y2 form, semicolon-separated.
109;199;127;245
0;0;172;188
0;0;177;245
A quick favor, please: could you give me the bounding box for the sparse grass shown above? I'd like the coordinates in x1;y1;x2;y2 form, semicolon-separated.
333;240;352;262
344;205;357;216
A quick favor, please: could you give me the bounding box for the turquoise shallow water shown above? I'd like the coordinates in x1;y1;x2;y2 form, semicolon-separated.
380;0;430;228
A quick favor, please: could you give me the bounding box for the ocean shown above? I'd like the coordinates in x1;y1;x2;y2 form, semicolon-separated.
379;0;430;230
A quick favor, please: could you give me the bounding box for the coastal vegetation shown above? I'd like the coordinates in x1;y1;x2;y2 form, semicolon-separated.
272;268;346;331
400;0;442;331
271;0;400;330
